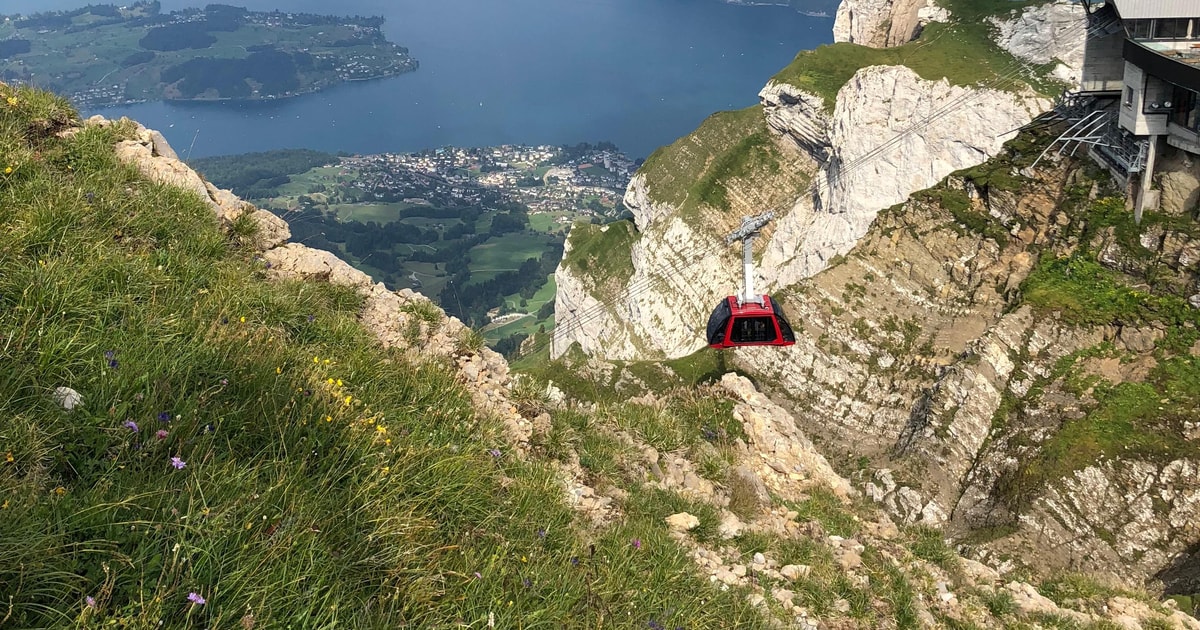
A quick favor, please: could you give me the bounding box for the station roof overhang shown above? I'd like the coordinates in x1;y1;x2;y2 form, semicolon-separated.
1111;0;1200;20
1125;38;1200;93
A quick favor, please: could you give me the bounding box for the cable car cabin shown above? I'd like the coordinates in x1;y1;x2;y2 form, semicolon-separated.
706;295;796;349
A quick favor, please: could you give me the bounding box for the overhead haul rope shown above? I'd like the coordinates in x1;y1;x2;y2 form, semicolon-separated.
516;13;1113;359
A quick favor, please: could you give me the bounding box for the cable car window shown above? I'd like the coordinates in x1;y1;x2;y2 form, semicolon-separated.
730;316;778;343
776;313;795;342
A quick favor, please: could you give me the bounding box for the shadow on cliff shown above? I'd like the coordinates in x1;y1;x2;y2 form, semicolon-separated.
1159;541;1200;598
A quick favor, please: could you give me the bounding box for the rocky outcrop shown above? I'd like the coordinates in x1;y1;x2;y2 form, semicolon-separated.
832;0;946;47
990;0;1088;84
721;373;854;500
106;117;291;251
758;81;831;160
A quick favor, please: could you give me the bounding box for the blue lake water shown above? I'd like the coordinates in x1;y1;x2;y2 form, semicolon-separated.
9;0;833;158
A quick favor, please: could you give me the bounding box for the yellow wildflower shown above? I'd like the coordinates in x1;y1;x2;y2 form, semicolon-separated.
323;359;330;365
3;166;11;174
384;439;392;446
240;316;246;323
380;466;390;475
336;379;343;387
4;452;12;463
521;556;527;563
343;395;352;406
313;356;320;364
327;378;335;385
1;500;8;510
324;415;332;423
376;425;387;435
54;486;67;496
201;507;211;516
276;366;282;374
6;96;17;106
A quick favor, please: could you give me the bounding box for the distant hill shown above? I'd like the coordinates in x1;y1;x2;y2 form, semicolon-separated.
0;2;417;107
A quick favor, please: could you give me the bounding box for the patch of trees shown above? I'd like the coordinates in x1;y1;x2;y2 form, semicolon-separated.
203;4;248;31
189;149;336;198
161;50;301;98
493;333;528;359
120;51;156;67
0;40;32;59
488;206;529;236
443;243;562;326
554;141;619;164
138;23;216;51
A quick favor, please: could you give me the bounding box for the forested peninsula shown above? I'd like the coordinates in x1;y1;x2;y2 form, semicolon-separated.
0;2;418;107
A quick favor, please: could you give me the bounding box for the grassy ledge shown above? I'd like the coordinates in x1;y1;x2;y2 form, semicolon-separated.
772;19;1060;112
0;84;763;628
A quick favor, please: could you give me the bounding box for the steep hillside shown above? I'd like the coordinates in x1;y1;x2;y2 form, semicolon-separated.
0;83;762;628
5;77;1200;628
550;0;1200;609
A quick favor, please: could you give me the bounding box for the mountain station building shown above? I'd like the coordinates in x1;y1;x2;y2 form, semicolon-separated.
1080;0;1200;219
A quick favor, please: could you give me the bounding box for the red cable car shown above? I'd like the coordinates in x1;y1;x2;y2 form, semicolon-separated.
707;295;795;349
705;211;796;349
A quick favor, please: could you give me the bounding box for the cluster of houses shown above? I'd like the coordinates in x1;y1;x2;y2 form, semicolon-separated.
340;145;633;216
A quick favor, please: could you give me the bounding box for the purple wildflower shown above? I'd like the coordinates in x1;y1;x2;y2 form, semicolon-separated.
631;538;642;550
157;412;171;422
473;571;482;579
570;556;579;566
187;592;205;605
219;378;229;386
123;420;138;432
85;596;96;608
648;621;664;630
104;350;114;360
156;429;169;440
522;578;532;588
306;314;316;323
170;457;186;470
537;527;546;539
488;448;502;458
108;359;119;369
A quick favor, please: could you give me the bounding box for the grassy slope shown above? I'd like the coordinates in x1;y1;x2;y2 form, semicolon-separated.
0;85;765;628
637;105;805;220
772;18;1058;112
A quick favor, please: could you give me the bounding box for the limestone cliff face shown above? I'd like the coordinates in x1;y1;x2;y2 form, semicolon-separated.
762;65;1048;290
990;1;1088;84
832;0;947;47
554;65;1048;359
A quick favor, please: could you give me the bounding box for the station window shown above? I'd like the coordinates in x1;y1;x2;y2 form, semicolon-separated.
1154;18;1190;39
1125;86;1134;107
1127;19;1152;39
1172;86;1200;131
